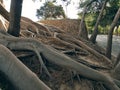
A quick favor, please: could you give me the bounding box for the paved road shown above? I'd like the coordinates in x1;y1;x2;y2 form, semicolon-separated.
96;35;120;56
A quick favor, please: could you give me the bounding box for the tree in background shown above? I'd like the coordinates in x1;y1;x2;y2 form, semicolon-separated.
102;0;120;33
90;0;108;43
36;1;66;19
106;8;120;59
78;0;120;41
78;0;106;41
78;0;95;40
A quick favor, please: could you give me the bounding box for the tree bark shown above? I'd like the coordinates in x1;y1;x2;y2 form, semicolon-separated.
7;0;23;37
106;8;120;59
90;0;107;43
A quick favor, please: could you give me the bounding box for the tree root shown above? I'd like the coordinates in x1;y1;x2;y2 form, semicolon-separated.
56;33;113;67
0;31;51;78
46;37;88;54
0;32;119;90
1;5;119;89
0;45;51;90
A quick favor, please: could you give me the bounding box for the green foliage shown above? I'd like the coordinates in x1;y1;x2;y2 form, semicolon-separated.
84;13;98;34
78;0;120;34
79;0;104;13
102;0;120;25
36;1;66;19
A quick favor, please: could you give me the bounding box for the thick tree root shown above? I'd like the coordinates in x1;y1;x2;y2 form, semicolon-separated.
0;5;119;89
0;30;51;78
56;34;113;67
0;45;51;90
0;32;119;90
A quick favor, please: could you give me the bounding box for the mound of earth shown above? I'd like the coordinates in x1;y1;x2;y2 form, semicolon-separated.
40;19;81;37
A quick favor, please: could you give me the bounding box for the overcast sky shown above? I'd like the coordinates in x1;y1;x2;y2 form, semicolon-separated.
4;0;79;21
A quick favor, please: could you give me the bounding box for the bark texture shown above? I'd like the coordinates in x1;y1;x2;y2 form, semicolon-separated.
7;0;23;37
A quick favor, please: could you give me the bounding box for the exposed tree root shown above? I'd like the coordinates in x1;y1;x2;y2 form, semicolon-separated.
1;4;120;89
21;17;53;37
0;45;51;90
0;30;51;78
56;33;113;67
46;37;88;54
0;31;119;90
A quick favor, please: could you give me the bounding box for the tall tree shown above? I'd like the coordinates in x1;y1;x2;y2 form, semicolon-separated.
7;0;23;37
90;0;107;43
36;1;66;19
106;8;120;59
78;0;95;40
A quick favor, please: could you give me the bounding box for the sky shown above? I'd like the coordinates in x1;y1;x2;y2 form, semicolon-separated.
4;0;79;21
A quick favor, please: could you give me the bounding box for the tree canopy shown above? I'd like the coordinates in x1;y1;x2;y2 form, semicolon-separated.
36;1;66;19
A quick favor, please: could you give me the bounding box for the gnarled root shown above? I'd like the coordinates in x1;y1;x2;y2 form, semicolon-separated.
0;31;51;78
0;32;119;90
0;45;51;90
56;34;113;66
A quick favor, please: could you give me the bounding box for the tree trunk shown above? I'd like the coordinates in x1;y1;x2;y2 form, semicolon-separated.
78;6;88;40
0;44;51;90
90;0;107;43
78;0;94;40
106;8;120;59
7;0;23;37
